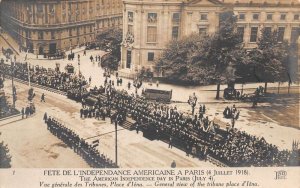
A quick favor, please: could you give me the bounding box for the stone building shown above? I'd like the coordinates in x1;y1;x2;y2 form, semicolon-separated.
0;0;123;55
120;0;300;78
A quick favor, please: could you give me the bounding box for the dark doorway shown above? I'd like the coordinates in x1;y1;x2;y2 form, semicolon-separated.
29;43;33;53
49;43;57;54
126;50;132;69
39;46;44;55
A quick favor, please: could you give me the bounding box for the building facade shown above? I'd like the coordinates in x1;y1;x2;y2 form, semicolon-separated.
120;0;300;77
0;0;123;55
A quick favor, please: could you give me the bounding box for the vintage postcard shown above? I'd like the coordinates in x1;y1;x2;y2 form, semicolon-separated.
0;0;299;187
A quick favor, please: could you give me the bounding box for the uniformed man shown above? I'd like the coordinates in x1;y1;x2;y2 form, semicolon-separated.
21;107;25;119
41;93;45;102
171;160;176;168
43;112;48;122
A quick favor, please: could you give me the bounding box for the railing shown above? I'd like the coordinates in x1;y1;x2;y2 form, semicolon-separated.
207;155;228;167
100;52;112;65
118;71;137;79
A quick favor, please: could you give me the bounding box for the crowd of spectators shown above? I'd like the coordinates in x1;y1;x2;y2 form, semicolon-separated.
76;80;297;167
209;130;292;167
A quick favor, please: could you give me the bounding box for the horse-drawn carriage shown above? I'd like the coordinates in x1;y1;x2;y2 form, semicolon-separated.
142;88;172;103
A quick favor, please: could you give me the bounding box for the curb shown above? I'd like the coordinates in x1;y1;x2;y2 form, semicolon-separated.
0;33;19;56
0;113;21;122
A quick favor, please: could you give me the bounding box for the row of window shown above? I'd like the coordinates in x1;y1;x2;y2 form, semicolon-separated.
133;25;297;44
33;3;120;15
239;13;299;21
128;11;299;24
128;12;210;23
35;27;94;40
69;26;93;37
237;27;299;43
137;28;298;65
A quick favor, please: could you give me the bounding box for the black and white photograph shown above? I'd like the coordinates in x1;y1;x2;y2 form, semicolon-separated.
0;0;299;187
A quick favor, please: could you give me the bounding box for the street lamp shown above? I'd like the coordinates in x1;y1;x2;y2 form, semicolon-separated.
27;61;31;88
78;55;81;75
11;59;16;109
115;120;118;166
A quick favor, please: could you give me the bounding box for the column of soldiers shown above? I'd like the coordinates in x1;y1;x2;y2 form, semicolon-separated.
45;116;117;168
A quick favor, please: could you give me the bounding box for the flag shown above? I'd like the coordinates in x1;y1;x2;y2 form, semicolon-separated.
92;139;99;148
92;143;99;148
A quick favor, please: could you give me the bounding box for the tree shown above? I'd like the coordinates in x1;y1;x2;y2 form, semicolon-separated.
138;66;153;81
96;28;122;70
0;133;11;168
156;33;219;85
250;28;289;93
205;11;245;99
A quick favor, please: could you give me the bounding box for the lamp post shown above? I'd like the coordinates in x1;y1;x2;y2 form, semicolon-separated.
78;55;81;75
115;120;118;166
11;59;16;109
24;49;31;88
27;61;31;88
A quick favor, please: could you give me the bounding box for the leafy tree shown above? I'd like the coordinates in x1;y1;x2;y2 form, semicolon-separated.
0;133;11;168
205;11;245;99
156;33;214;85
156;34;201;83
249;28;289;92
96;28;122;70
138;67;153;81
